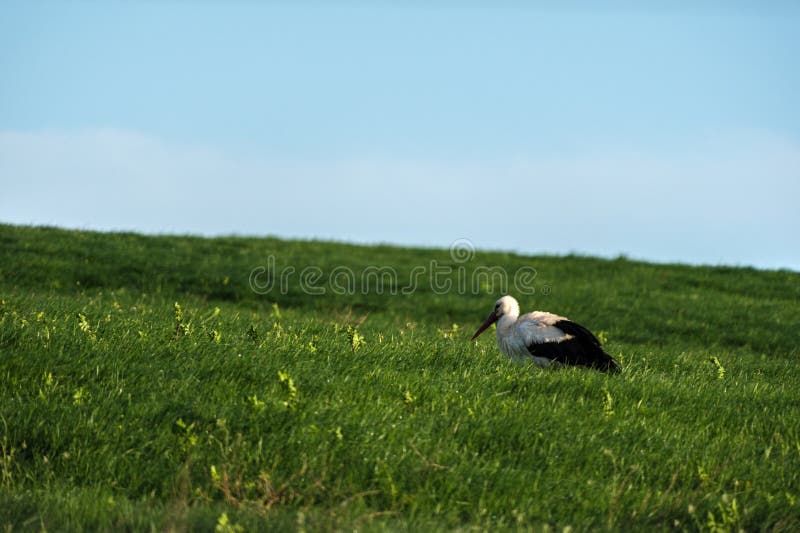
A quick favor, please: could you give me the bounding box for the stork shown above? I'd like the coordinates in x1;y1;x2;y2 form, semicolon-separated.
471;295;620;373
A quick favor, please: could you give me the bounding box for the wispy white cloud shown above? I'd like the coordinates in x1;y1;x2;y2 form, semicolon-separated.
1;127;797;269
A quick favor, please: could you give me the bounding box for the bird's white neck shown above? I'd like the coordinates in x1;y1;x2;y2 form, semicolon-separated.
496;312;519;339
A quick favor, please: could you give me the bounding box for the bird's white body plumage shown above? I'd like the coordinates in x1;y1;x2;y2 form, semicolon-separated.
494;297;573;366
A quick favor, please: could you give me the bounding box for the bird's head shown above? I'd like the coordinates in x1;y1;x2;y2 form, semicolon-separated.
471;295;519;340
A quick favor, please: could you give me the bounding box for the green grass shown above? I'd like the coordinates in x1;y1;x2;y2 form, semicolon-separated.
1;223;799;531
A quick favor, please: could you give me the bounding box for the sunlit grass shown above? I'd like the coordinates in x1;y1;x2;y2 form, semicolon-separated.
1;224;799;531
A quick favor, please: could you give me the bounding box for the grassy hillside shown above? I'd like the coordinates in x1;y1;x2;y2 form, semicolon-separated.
1;223;799;531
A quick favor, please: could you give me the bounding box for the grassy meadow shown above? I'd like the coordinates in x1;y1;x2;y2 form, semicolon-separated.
1;223;799;531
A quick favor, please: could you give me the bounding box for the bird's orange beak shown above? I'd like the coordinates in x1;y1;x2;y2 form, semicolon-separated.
471;311;499;340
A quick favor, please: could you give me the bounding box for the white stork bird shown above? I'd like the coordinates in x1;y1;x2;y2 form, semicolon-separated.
471;295;620;373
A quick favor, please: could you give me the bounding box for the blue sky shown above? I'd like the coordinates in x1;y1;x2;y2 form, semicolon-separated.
1;2;799;270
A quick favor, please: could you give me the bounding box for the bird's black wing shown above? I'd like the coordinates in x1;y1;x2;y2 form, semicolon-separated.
552;319;602;347
526;320;620;373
